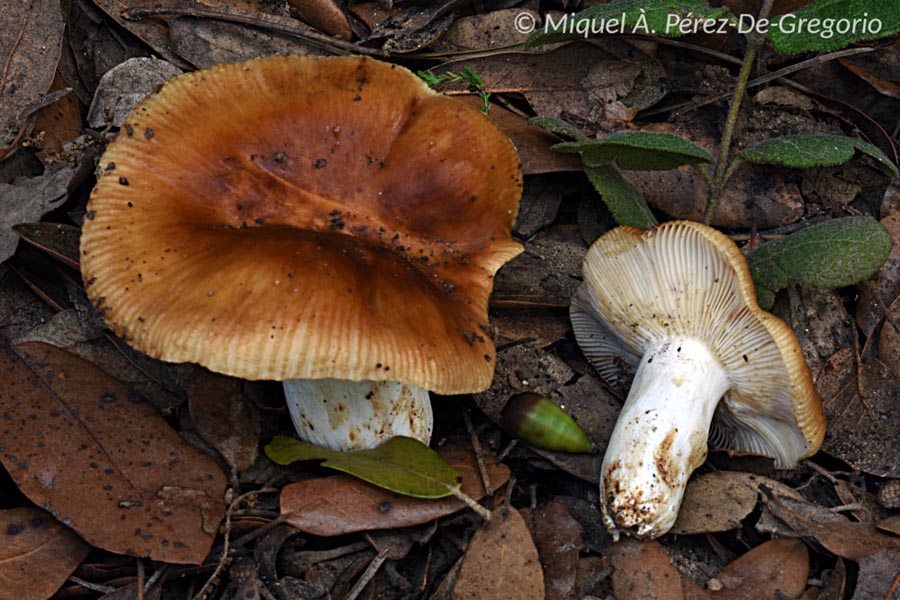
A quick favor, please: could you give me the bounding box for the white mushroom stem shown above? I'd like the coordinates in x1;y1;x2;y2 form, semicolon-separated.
600;336;729;540
282;379;433;451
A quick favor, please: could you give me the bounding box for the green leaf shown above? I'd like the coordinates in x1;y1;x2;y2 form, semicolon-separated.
768;0;900;53
584;165;657;228
526;0;733;47
265;436;462;499
736;134;899;178
747;217;893;310
418;70;443;87
553;131;714;170
528;116;589;142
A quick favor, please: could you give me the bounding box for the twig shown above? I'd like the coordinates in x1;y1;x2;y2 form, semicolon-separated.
463;409;493;496
641;46;874;118
495;438;518;462
345;551;388;600
136;560;144;600
192;488;276;600
144;565;166;594
449;488;492;521
66;576;116;594
886;568;900;600
852;332;875;420
704;0;775;224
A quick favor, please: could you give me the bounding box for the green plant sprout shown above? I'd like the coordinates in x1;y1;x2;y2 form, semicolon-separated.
419;66;492;115
527;0;898;306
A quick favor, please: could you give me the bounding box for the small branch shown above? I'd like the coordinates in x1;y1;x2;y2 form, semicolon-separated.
449;487;492;521
463;409;493;496
345;551;388;600
704;0;775;224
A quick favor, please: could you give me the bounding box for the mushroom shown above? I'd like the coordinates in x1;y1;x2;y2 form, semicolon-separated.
80;55;523;451
569;221;825;539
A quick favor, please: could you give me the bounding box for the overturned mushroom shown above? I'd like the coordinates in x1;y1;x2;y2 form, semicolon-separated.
570;221;825;540
80;55;522;450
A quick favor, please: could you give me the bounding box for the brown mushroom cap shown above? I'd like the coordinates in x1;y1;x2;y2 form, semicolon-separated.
80;55;523;393
570;221;825;466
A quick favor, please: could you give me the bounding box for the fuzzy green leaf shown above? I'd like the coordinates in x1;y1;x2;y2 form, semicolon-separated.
526;0;733;47
768;0;900;53
528;116;589;142
747;217;894;310
265;436;461;499
585;165;657;228
736;134;899;178
553;131;714;170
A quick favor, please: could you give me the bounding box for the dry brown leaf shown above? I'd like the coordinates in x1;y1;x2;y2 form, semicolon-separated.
169;16;319;69
441;41;665;124
0;341;227;564
287;0;352;39
453;507;544;600
875;515;900;536
815;348;900;478
853;548;900;599
438;9;535;51
280;448;510;536
609;538;706;600
456;96;582;176
89;0;262;66
0;0;65;159
529;500;584;600
0;506;91;600
671;471;763;535
708;539;809;599
490;308;571;351
188;369;259;473
0;159;83;264
632;162;803;229
344;2;400;33
32;71;84;165
760;489;900;561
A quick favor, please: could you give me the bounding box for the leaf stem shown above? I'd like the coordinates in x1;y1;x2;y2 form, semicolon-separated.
704;0;774;224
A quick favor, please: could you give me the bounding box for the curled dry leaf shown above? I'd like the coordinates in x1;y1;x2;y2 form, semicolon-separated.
759;488;900;561
279;448;509;536
0;341;227;565
0;0;65;159
0;506;91;600
0;161;85;263
453;507;544;600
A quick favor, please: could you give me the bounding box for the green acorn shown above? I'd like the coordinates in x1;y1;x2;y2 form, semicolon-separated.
501;392;593;453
